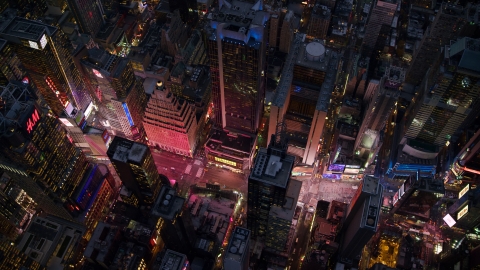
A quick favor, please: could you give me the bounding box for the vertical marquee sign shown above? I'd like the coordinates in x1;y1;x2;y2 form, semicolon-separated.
25;107;41;134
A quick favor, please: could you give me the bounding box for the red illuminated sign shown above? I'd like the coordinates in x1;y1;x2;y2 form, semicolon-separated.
26;108;40;134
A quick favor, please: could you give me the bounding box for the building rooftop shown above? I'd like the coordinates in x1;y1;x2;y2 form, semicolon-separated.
0;82;37;137
273;36;338;112
312;4;331;19
151;185;184;220
206;129;254;157
0;17;56;43
160;249;188;270
224;227;250;263
362;175;380;195
108;137;149;165
269;179;302;220
249;147;295;188
446;37;480;74
84;222;120;263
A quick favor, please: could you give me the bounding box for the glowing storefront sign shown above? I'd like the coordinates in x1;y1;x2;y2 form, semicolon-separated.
122;103;134;126
457;205;468;220
443;214;456;227
84;102;94;118
26;108;40;134
214;157;237;167
458;184;469;199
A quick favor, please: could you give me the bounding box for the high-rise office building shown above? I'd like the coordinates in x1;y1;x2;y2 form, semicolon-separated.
0;238;44;270
405;3;467;85
81;48;147;140
107;137;163;205
279;10;299;54
339;175;383;262
268;39;338;165
307;4;331;39
0;17;92;115
206;1;269;135
17;215;85;269
67;163;116;237
404;37;480;148
66;0;104;36
0;82;88;203
247;130;298;249
0;188;31;240
223;227;250;270
161;10;189;58
362;0;398;57
0;38;24;86
159;249;190;270
355;66;404;165
151;185;196;258
143;82;199;157
393;174;444;221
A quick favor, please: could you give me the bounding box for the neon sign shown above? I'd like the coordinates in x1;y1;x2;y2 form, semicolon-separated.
26;108;40;134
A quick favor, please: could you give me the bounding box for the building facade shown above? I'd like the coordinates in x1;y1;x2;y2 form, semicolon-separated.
144;82;199;157
362;0;398;57
81;48;147;140
405;3;467;85
107;137;163;205
206;2;268;135
0;17;92;115
0;82;88;203
247;133;295;243
66;0;104;36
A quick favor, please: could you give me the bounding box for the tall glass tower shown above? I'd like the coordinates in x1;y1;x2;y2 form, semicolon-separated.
206;1;268;134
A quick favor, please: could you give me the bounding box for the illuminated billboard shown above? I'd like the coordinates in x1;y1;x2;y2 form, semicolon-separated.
458;184;469;199
84;102;94;119
344;168;360;174
322;174;342;180
328;164;345;173
122;102;134;126
392;191;399;206
443;214;456;227
457;205;468;220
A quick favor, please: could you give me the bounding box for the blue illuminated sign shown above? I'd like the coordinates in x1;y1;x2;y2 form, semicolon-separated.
122;102;134;126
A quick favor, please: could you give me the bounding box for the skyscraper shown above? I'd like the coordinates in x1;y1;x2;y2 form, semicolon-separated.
339;175;383;263
151;185;196;258
268;39;338;165
355;66;404;165
66;0;104;36
307;4;331;39
362;0;398;57
81;48;147;140
0;82;88;202
107;137;163;205
223;227;250;270
247;129;299;251
404;37;480;148
405;3;467;85
206;1;269;134
0;17;92;115
143;82;199;157
0;238;44;270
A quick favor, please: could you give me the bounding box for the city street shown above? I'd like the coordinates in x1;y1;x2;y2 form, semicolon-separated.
290;206;310;270
203;165;248;194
